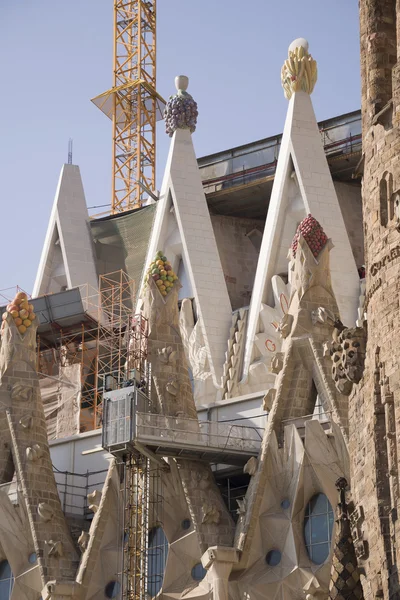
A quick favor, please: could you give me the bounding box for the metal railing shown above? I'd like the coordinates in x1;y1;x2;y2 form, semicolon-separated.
198;111;362;194
135;412;262;454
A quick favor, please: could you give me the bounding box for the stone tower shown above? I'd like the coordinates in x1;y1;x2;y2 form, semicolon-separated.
351;2;400;598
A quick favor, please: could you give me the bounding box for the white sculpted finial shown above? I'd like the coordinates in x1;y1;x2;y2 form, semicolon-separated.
281;38;317;100
175;75;189;92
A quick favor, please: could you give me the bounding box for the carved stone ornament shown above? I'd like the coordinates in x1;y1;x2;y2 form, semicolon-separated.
46;540;64;558
157;346;177;364
87;490;102;513
26;444;43;462
243;456;258;476
164;75;198;137
277;313;293;339
166;378;179;396
394;192;400;232
236;498;247;515
263;388;276;411
281;38;318;100
270;352;284;374
311;306;336;327
19;414;33;429
10;383;33;402
330;326;366;395
38;502;54;522
202;504;220;525
78;531;90;552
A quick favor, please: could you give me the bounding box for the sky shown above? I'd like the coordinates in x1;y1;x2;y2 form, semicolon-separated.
0;0;360;296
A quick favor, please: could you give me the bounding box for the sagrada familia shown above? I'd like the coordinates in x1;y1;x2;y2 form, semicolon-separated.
0;2;399;600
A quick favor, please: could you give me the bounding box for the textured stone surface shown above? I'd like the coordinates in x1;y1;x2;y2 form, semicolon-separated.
348;3;400;599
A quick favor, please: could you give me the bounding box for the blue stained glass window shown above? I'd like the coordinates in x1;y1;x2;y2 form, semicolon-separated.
304;493;334;564
266;549;282;566
0;561;13;599
148;526;168;597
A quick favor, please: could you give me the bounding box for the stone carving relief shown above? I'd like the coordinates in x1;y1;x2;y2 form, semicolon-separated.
349;505;368;560
87;490;102;513
78;531;90;552
201;504;220;525
38;502;54;522
19;414;33;429
329;325;366;395
263;389;276;412
166;378;179;396
157;346;177;365
250;275;291;392
46;540;64;558
179;298;214;403
26;444;43;462
277;313;293;339
270;352;284;374
236;498;247;516
244;456;258;476
394;192;400;232
10;383;33;402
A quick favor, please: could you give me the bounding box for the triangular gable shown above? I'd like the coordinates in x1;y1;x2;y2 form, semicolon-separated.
243;90;360;380
33;164;98;297
141;127;232;385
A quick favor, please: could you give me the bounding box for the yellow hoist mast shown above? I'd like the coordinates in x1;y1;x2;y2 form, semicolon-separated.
92;0;165;214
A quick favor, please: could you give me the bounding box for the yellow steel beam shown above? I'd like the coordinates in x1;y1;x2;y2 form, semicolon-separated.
92;0;165;214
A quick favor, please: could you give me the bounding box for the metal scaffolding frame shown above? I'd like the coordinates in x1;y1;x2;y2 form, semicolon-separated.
36;270;136;433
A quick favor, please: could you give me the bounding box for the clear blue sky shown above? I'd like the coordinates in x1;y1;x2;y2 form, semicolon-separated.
0;0;360;295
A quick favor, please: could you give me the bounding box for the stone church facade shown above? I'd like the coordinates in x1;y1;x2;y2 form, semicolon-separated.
0;2;398;600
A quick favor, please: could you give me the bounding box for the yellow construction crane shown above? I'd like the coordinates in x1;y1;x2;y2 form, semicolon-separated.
92;0;165;214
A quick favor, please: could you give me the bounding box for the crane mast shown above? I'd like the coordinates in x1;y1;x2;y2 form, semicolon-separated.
92;0;165;214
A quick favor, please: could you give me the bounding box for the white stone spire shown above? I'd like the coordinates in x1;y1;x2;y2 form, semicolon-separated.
242;41;360;382
33;164;98;298
141;77;232;390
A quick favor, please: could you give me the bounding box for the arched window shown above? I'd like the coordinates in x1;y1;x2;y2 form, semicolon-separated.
0;561;13;598
147;526;168;597
304;493;334;564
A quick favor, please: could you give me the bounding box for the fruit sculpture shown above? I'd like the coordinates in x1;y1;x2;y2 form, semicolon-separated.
164;76;198;137
146;251;178;297
2;291;36;335
291;214;328;259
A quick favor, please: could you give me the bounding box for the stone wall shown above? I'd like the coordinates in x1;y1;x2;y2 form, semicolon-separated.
211;215;264;310
350;2;400;598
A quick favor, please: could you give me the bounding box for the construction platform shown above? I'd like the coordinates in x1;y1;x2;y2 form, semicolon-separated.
102;386;263;466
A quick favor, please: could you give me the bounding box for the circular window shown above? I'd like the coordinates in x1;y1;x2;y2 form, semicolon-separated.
182;519;191;530
265;549;281;566
105;581;120;599
304;493;334;564
191;562;207;581
148;526;168;597
28;552;37;564
281;498;290;510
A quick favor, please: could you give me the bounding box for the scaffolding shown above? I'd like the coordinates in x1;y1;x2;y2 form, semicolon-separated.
36;270;136;434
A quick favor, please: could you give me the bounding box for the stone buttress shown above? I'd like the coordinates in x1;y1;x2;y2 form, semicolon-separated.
0;310;79;591
142;276;235;553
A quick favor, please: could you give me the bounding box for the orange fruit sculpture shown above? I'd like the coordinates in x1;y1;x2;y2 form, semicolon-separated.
2;291;36;334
